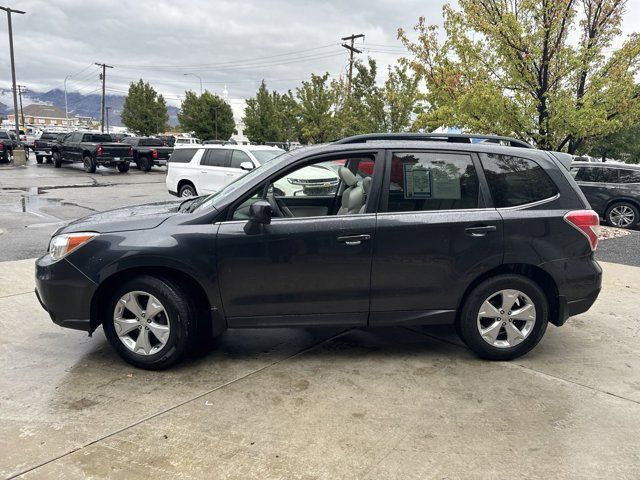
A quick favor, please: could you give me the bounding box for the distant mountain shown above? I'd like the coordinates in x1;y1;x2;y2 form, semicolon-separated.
0;88;180;127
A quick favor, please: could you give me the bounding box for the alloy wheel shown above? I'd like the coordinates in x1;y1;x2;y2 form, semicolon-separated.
476;289;536;348
609;205;635;228
113;291;170;355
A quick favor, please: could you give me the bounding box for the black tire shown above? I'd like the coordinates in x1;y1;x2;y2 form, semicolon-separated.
605;202;639;229
46;155;53;164
139;156;152;172
102;275;198;369
83;155;96;173
456;274;548;361
117;162;130;173
179;183;197;197
52;151;62;168
35;155;43;164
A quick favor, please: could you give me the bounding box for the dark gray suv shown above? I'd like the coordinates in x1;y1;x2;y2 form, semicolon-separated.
570;161;640;228
35;134;602;369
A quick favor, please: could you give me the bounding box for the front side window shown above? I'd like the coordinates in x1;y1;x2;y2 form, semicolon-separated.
618;169;640;183
481;154;557;208
273;159;344;198
230;150;252;169
386;152;480;212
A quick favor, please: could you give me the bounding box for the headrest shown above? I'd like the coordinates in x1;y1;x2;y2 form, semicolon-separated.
362;176;372;194
338;166;358;187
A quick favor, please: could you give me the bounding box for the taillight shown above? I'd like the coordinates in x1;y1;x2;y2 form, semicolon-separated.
152;149;158;159
96;144;103;156
130;146;134;157
0;141;4;150
564;210;599;251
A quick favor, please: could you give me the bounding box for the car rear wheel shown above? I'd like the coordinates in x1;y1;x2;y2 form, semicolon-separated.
139;157;152;172
35;155;43;164
103;275;197;369
83;155;97;173
179;183;197;197
605;202;638;229
117;162;130;173
46;155;53;164
456;274;548;361
52;151;62;168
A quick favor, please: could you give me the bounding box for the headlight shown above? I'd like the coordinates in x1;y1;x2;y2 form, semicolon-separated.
49;232;99;261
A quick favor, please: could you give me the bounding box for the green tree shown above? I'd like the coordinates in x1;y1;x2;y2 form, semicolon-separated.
178;91;235;141
383;64;420;132
581;123;640;162
243;81;300;143
296;73;339;143
120;79;169;135
398;0;640;152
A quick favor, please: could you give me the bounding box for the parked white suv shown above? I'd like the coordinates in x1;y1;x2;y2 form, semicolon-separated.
166;145;285;197
174;137;202;147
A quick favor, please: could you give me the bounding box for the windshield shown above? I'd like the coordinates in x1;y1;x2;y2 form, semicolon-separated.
193;151;294;212
250;149;285;164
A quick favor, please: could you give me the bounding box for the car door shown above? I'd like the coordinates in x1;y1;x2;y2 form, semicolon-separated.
63;132;79;162
198;149;231;194
369;149;503;326
215;151;383;327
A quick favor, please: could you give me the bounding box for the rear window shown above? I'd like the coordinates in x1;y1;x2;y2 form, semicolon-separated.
481;154;558;207
40;133;58;140
140;138;164;147
169;148;197;163
0;131;9;139
83;134;113;142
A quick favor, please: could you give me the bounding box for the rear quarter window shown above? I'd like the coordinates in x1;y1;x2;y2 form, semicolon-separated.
480;154;558;208
169;148;197;163
618;169;640;183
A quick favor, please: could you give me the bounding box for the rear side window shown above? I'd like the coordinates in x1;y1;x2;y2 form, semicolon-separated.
386;152;480;212
169;148;197;163
575;166;618;183
481;154;557;207
618;169;640;183
201;149;229;167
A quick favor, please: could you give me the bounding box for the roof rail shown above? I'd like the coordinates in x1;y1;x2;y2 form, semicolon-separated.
333;133;533;149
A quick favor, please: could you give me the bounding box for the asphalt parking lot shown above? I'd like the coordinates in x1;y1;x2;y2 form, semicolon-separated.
1;159;640;479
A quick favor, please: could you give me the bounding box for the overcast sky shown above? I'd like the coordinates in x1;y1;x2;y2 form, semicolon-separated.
1;0;639;107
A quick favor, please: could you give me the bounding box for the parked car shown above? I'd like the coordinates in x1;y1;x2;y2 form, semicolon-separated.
156;135;176;147
0;129;20;162
174;137;201;147
50;132;133;173
35;133;602;369
166;145;287;197
121;137;173;171
33;131;64;164
570;161;640;228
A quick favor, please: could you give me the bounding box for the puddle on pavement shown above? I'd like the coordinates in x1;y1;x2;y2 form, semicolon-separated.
15;187;65;221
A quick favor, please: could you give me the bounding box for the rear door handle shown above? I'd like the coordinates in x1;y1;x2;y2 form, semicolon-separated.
337;234;371;246
465;225;497;237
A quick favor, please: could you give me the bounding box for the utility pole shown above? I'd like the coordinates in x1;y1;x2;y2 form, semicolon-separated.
17;84;25;128
1;6;26;139
105;106;111;134
64;74;71;127
341;33;364;94
95;62;113;132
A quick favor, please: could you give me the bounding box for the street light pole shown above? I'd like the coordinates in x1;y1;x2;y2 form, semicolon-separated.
184;73;203;95
0;5;26;138
64;74;71;127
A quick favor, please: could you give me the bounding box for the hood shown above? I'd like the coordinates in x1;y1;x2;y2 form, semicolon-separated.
58;200;182;235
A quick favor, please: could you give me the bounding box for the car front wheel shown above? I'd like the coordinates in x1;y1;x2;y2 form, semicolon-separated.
606;202;638;229
103;275;197;369
456;274;548;361
52;151;62;168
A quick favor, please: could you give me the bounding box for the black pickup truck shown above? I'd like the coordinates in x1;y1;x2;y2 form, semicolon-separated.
33;131;64;164
51;132;133;173
121;137;173;171
0;129;20;163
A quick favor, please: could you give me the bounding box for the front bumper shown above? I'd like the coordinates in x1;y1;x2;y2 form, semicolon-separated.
35;255;97;331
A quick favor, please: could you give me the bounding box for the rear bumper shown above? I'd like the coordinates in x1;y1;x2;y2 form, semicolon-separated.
35;255;97;331
96;156;132;165
541;255;602;326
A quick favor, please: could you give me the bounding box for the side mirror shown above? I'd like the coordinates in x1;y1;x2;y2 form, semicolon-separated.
249;199;272;224
240;161;254;171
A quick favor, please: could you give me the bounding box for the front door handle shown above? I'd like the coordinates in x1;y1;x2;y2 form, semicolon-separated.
337;234;371;246
465;225;497;237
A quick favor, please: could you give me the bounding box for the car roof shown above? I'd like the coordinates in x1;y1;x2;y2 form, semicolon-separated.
199;144;282;150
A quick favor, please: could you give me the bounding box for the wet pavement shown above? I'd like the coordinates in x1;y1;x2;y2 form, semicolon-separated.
1;259;639;479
